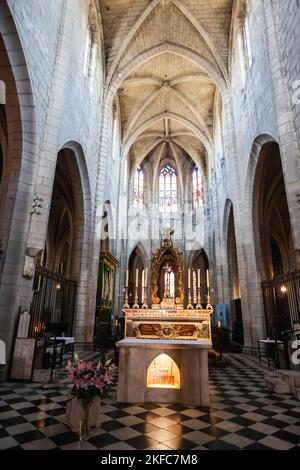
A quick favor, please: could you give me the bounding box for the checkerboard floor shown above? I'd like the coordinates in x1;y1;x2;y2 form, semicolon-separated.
0;353;300;450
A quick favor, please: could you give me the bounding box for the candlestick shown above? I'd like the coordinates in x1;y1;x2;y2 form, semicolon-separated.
123;286;130;309
125;269;129;288
196;271;202;310
206;285;213;311
187;290;194;309
188;269;191;289
141;286;149;309
133;286;139;309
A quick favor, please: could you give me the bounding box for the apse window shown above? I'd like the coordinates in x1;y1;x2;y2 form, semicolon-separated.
192;166;203;209
159;165;177;213
147;354;180;389
133;166;144;209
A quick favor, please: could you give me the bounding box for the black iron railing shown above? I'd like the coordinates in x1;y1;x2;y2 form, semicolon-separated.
29;267;77;337
261;271;300;340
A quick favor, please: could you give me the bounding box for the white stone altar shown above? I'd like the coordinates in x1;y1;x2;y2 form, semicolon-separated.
117;339;210;406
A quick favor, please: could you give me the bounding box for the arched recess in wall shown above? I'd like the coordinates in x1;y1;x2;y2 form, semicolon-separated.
252;140;299;338
44;148;88;277
224;199;243;344
0;4;37;275
30;145;90;336
191;249;209;306
0;80;7;204
94;200;118;332
128;243;148;305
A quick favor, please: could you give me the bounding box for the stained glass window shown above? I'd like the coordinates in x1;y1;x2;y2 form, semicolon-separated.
192;166;203;209
159;165;177;213
133;166;144;209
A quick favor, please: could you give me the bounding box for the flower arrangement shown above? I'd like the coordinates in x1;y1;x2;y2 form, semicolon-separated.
66;354;115;438
67;354;115;404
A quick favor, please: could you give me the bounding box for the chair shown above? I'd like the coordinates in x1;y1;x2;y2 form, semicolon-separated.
43;322;68;369
43;338;65;369
267;341;280;368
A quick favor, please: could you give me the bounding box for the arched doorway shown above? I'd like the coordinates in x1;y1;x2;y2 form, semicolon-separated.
128;245;146;305
94;202;118;348
0;6;38;361
29;149;87;336
191;250;209;307
227;204;243;344
254;142;299;338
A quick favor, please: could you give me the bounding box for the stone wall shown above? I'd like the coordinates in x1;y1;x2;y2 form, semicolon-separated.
0;0;300;364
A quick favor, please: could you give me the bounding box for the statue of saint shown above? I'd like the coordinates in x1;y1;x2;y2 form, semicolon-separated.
161;227;174;248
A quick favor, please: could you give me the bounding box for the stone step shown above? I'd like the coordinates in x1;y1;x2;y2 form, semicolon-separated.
265;376;291;394
264;370;279;378
278;370;300;389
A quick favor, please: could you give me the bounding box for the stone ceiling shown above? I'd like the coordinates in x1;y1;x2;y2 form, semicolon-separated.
99;0;234;173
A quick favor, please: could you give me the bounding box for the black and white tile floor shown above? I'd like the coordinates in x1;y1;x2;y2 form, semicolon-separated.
0;354;300;451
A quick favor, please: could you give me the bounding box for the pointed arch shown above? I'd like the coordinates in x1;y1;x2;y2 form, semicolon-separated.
107;43;228;101
123;111;213;158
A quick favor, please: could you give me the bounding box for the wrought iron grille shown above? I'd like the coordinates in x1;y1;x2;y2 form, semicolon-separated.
29;267;77;337
261;271;300;339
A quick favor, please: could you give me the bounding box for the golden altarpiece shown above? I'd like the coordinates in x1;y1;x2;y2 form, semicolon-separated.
123;230;213;343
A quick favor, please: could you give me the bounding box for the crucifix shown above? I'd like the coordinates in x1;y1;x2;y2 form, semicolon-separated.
163;263;173;298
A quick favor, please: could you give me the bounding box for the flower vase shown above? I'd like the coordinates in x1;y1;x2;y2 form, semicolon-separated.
79;405;91;441
65;395;101;438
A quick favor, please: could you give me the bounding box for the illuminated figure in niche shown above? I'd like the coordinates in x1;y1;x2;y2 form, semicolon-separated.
163;264;175;299
147;354;180;389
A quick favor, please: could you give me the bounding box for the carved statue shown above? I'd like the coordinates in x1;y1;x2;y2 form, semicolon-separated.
161;227;174;248
151;234;184;306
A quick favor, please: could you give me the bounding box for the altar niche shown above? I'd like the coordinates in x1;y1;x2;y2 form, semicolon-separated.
151;230;184;309
147;354;180;389
117;339;210;406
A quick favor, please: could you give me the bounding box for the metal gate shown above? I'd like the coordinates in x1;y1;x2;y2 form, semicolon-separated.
29;267;77;337
261;271;300;339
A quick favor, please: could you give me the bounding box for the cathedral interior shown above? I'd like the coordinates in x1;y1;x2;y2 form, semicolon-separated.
0;0;300;453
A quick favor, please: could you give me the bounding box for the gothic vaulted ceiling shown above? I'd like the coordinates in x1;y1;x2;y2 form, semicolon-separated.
99;0;234;173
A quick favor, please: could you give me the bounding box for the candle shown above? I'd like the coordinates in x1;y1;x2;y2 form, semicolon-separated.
188;269;191;289
206;269;210;288
144;268;148;288
198;269;201;289
40;249;44;267
125;269;129;288
136;268;139;288
218;320;221;329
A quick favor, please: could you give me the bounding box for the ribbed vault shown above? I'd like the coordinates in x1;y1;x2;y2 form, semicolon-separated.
99;0;234;173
